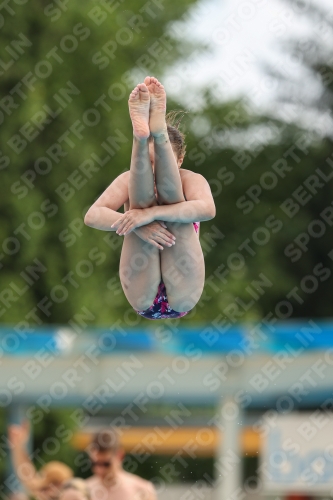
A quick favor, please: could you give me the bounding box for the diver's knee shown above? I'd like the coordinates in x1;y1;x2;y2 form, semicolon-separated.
126;289;157;311
168;295;197;313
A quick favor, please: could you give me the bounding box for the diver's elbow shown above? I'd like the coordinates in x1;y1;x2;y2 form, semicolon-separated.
84;208;95;226
207;204;216;219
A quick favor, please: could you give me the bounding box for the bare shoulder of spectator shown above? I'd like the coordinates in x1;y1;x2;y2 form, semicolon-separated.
121;471;156;499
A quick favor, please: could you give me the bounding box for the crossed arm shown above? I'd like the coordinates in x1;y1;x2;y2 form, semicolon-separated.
84;171;216;236
110;200;213;235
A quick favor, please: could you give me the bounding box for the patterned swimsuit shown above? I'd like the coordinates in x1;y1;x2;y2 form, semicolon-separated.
135;221;200;320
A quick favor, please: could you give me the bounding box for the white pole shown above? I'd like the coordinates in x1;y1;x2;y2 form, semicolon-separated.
214;393;243;500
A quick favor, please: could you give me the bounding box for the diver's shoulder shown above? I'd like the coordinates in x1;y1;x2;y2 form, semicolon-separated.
179;168;200;177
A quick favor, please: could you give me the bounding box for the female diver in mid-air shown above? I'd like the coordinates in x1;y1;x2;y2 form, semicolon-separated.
84;76;216;320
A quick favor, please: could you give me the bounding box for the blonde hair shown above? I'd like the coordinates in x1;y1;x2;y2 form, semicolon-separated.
39;461;73;487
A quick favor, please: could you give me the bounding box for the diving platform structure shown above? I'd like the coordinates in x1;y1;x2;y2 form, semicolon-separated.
1;319;332;499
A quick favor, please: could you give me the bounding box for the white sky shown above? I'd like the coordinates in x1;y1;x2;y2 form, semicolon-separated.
163;0;333;137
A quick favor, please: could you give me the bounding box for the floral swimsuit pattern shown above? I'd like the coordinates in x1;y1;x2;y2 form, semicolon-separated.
136;222;200;320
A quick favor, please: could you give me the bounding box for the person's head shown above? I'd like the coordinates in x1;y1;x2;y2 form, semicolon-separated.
149;110;187;170
57;478;90;500
88;428;123;482
38;461;73;500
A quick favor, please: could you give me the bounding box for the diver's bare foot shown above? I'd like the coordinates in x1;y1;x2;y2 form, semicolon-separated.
128;83;150;140
144;76;167;137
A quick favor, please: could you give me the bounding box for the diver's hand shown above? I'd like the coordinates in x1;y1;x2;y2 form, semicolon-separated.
133;221;176;250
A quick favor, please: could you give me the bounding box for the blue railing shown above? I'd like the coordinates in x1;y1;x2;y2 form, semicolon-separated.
0;320;330;356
